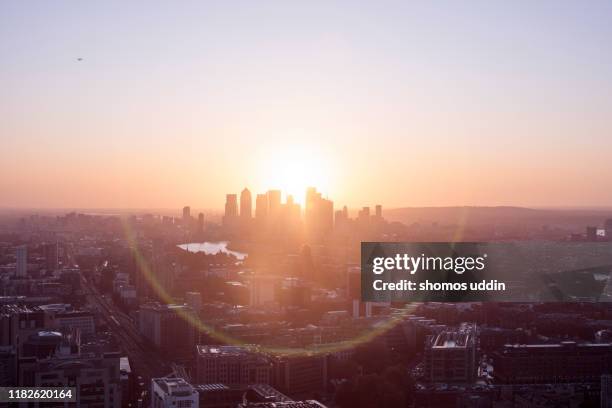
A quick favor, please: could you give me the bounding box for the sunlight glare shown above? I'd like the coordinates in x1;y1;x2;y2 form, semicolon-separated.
259;144;330;204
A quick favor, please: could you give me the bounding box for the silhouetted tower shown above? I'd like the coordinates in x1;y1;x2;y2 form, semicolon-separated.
240;188;252;219
304;187;333;239
224;194;238;217
223;194;239;228
255;194;268;225
267;190;281;218
197;213;204;234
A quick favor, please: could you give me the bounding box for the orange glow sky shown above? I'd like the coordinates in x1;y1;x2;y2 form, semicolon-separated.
2;2;612;210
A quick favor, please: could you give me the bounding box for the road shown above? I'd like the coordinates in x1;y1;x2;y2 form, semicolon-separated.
81;275;171;385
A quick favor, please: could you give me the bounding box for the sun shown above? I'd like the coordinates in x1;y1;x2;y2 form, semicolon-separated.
259;144;330;204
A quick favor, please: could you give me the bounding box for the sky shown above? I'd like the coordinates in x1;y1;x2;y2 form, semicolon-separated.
1;1;612;210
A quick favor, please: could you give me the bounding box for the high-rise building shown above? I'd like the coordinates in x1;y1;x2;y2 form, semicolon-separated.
223;194;239;228
183;206;191;220
375;205;382;218
240;188;252;219
197;213;204;234
139;303;196;358
335;206;350;231
0;305;46;349
304;188;333;240
151;377;199;408
267;190;282;218
424;324;476;384
493;341;612;384
305;187;319;223
19;347;122;407
225;195;238;217
272;354;328;396
320;198;333;230
255;194;268;225
129;244;151;299
357;207;370;225
283;195;301;229
15;245;27;277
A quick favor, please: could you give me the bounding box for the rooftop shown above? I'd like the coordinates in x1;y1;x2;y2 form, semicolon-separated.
238;401;327;408
197;345;259;357
153;377;196;397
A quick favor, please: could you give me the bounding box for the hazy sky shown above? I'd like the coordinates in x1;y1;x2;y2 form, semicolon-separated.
2;1;612;210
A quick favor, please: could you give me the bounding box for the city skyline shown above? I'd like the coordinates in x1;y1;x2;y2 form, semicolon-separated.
4;3;612;407
3;1;612;209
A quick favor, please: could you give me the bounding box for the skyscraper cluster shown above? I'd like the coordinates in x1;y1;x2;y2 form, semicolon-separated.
305;187;334;239
221;187;383;241
223;188;303;235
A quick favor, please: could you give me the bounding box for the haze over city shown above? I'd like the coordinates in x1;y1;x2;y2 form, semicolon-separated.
5;3;612;408
2;1;612;210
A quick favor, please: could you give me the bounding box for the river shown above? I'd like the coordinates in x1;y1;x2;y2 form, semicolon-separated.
177;241;247;260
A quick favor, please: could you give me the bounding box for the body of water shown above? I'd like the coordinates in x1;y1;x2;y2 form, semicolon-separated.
177;241;247;260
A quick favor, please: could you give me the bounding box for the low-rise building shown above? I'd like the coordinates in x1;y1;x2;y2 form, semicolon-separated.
151;377;199;408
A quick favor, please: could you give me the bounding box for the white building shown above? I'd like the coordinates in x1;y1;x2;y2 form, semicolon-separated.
151;377;198;408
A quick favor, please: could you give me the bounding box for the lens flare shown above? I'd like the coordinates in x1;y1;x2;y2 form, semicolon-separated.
122;219;417;358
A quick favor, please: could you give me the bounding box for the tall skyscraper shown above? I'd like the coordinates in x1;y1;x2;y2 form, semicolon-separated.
375;204;382;218
358;206;370;227
255;194;268;226
319;197;333;231
197;213;204;234
304;187;333;240
305;187;319;221
225;195;238;217
223;194;239;228
284;195;301;226
267;190;281;217
182;206;191;219
240;188;252;219
15;245;27;277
